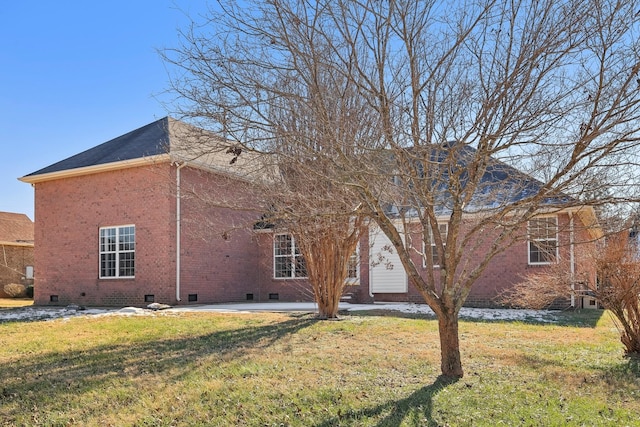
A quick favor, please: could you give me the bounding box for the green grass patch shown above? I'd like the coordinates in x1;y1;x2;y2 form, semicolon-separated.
1;310;638;426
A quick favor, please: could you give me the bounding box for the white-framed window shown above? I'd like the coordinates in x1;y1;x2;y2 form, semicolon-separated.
424;223;448;268
528;216;557;265
100;225;135;278
346;246;359;284
273;234;306;279
25;265;34;279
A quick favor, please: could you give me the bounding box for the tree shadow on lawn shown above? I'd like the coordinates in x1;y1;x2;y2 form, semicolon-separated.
515;350;640;385
0;315;316;419
345;307;605;328
599;355;640;379
315;375;458;427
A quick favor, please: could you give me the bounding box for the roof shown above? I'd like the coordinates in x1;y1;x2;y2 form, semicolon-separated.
391;143;573;212
383;143;601;237
23;117;171;178
0;212;34;246
19;117;267;184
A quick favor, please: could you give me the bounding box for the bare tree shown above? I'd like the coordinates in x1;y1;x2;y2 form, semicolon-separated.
165;10;372;319
497;262;573;310
169;130;368;320
264;58;373;318
164;0;640;377
261;158;369;319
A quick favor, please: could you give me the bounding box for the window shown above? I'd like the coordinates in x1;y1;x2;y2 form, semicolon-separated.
424;223;448;267
528;217;557;264
274;234;306;278
100;225;135;278
346;246;359;283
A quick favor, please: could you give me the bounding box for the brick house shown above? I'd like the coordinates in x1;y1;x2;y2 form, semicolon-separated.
20;117;600;308
0;212;34;297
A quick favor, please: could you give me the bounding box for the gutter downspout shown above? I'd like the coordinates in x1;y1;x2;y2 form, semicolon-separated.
368;227;375;299
569;213;575;308
176;162;187;302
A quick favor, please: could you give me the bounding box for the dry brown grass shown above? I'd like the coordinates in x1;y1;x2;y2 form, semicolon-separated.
0;298;33;308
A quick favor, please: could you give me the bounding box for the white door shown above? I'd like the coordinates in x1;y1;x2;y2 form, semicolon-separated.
369;225;408;293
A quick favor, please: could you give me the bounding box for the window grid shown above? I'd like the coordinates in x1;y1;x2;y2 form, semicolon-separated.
528;217;557;264
346;247;359;283
274;234;307;279
424;223;448;267
100;225;135;278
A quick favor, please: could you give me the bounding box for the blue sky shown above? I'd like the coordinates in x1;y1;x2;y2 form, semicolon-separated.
0;1;210;220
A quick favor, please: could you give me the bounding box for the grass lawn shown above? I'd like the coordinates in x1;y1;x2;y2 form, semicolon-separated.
1;309;638;426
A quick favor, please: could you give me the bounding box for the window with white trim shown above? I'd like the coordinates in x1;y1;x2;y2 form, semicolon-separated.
100;225;135;278
424;223;448;267
25;265;34;279
528;217;557;264
274;234;306;278
346;246;359;283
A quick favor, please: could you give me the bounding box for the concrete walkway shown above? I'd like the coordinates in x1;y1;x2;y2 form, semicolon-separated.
0;301;561;323
166;301;399;313
163;302;561;323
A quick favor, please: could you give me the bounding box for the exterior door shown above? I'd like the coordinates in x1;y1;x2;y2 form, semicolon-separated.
369;225;408;293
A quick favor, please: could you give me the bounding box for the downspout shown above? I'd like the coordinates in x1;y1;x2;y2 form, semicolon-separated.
175;162;187;302
569;213;575;308
368;227;375;299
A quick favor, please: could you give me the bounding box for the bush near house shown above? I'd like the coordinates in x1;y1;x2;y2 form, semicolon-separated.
3;283;26;298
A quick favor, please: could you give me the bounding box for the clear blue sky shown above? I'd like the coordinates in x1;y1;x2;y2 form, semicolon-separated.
0;1;211;220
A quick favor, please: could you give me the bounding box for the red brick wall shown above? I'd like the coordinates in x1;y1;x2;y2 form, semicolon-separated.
252;231;371;303
254;232;315;302
33;163;273;307
177;167;265;303
33;160;598;310
33;164;176;306
363;212;596;308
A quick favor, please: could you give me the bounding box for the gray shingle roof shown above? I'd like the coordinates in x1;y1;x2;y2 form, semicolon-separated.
24;117;170;177
383;143;573;217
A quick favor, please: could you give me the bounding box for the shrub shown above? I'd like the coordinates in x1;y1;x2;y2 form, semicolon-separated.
4;283;27;298
501;232;640;357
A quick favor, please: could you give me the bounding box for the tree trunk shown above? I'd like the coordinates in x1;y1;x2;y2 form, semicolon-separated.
296;220;364;320
313;250;346;319
317;291;341;319
438;311;464;378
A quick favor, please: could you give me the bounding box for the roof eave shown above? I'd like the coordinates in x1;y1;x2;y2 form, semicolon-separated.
0;241;34;247
19;154;171;184
562;205;603;240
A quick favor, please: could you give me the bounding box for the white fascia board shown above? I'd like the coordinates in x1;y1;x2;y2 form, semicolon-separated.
18;154;171;184
0;241;34;247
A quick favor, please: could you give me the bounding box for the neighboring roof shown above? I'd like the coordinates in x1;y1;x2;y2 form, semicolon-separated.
0;212;34;246
23;117;171;179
